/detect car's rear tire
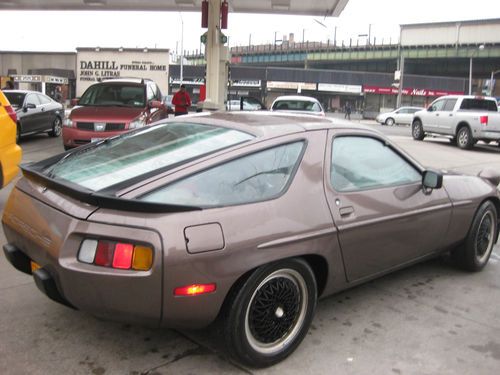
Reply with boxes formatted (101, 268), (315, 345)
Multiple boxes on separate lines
(412, 120), (425, 140)
(452, 201), (498, 272)
(48, 117), (62, 137)
(223, 258), (317, 368)
(456, 126), (474, 149)
(385, 118), (395, 126)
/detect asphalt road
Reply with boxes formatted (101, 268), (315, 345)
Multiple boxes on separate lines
(1, 125), (500, 375)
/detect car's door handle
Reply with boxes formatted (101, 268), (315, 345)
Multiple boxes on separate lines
(339, 206), (355, 216)
(436, 114), (439, 116)
(41, 107), (45, 112)
(449, 114), (453, 117)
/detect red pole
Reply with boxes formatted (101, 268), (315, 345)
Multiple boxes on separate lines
(201, 0), (208, 28)
(221, 1), (228, 29)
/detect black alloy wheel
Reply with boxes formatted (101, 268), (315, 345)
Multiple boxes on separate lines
(224, 258), (317, 368)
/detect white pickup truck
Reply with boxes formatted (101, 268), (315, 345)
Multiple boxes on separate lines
(412, 95), (500, 149)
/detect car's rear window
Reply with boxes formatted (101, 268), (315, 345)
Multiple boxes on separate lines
(273, 100), (321, 112)
(79, 83), (146, 108)
(459, 99), (498, 112)
(4, 92), (26, 107)
(44, 122), (254, 191)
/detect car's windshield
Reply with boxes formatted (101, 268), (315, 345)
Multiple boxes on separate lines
(79, 83), (146, 107)
(44, 122), (255, 191)
(4, 92), (26, 107)
(273, 100), (321, 112)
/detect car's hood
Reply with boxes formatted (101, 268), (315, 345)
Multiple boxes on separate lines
(70, 106), (143, 122)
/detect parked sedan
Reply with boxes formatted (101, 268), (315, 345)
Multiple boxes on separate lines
(376, 106), (424, 126)
(270, 95), (325, 116)
(2, 112), (499, 368)
(3, 90), (64, 142)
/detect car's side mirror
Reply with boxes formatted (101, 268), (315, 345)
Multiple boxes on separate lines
(427, 106), (434, 112)
(23, 103), (36, 112)
(422, 170), (443, 190)
(70, 98), (79, 106)
(149, 100), (165, 109)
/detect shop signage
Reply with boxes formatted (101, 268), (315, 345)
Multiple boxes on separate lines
(363, 85), (464, 96)
(231, 80), (261, 87)
(79, 60), (167, 82)
(170, 78), (205, 86)
(318, 83), (362, 93)
(267, 81), (316, 90)
(45, 76), (69, 84)
(13, 75), (42, 83)
(12, 75), (68, 84)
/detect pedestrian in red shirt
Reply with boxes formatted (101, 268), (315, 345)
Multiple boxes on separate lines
(172, 84), (192, 116)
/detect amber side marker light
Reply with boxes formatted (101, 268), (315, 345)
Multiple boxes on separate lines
(174, 283), (217, 296)
(78, 239), (153, 271)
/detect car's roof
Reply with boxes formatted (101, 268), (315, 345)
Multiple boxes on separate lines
(273, 95), (320, 102)
(172, 111), (376, 139)
(3, 89), (47, 95)
(101, 78), (151, 84)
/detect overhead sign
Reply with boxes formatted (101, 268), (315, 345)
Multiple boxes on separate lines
(13, 75), (42, 83)
(363, 86), (464, 96)
(318, 83), (362, 93)
(267, 81), (316, 90)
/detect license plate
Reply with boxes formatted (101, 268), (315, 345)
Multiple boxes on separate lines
(31, 261), (41, 273)
(91, 138), (103, 142)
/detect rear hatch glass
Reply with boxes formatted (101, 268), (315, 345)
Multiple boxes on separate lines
(43, 122), (254, 191)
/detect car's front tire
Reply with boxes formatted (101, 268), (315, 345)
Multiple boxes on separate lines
(48, 116), (62, 137)
(385, 118), (395, 126)
(224, 258), (317, 368)
(452, 201), (498, 272)
(412, 120), (425, 140)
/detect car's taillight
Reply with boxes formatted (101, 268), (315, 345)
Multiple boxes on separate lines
(480, 116), (488, 125)
(4, 105), (17, 123)
(174, 283), (217, 296)
(78, 239), (153, 270)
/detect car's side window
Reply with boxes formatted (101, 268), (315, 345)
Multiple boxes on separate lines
(146, 84), (155, 101)
(331, 136), (421, 192)
(443, 99), (457, 111)
(142, 141), (305, 207)
(430, 100), (445, 112)
(37, 94), (51, 105)
(25, 94), (40, 106)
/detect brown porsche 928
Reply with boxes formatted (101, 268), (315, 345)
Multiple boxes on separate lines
(2, 112), (500, 367)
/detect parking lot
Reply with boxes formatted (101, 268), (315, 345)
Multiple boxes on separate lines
(1, 124), (500, 375)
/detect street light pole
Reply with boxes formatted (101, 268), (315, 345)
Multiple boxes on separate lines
(180, 13), (184, 85)
(469, 44), (485, 95)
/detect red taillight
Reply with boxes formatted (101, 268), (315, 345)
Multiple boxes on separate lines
(480, 116), (488, 125)
(174, 283), (217, 296)
(5, 105), (17, 124)
(94, 241), (115, 267)
(112, 243), (134, 269)
(78, 239), (153, 270)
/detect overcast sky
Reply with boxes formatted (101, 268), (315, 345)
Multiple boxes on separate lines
(2, 0), (500, 54)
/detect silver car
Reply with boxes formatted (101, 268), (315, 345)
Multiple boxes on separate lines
(271, 95), (325, 116)
(376, 106), (423, 126)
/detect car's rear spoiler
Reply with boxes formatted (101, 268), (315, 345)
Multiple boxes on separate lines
(20, 162), (202, 214)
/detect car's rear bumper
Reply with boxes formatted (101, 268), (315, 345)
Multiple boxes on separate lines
(62, 127), (128, 148)
(3, 243), (75, 308)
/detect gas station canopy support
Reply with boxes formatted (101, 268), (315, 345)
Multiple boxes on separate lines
(1, 0), (349, 110)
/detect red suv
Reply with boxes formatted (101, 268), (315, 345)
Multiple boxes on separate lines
(63, 78), (168, 149)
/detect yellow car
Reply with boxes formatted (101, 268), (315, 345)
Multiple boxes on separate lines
(0, 89), (22, 188)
